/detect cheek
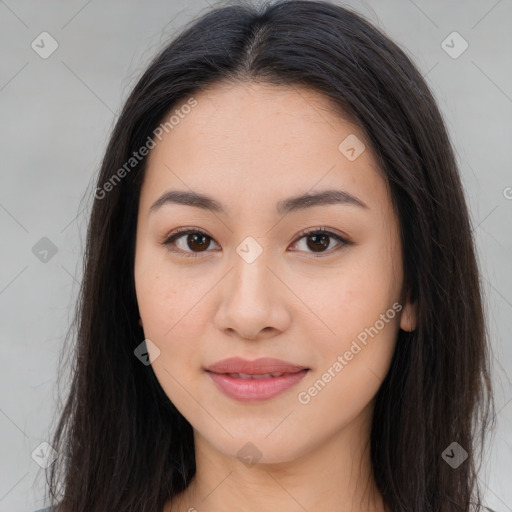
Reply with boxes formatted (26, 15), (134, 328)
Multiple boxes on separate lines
(135, 267), (208, 410)
(138, 280), (207, 365)
(135, 251), (204, 338)
(318, 283), (399, 389)
(316, 259), (399, 347)
(305, 239), (400, 399)
(134, 258), (206, 400)
(299, 280), (399, 426)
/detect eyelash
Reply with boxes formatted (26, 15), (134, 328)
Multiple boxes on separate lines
(161, 226), (351, 259)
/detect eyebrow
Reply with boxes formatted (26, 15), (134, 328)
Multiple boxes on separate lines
(149, 189), (369, 216)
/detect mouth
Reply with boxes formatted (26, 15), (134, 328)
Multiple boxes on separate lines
(205, 364), (309, 402)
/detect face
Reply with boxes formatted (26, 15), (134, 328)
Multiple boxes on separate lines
(134, 81), (416, 464)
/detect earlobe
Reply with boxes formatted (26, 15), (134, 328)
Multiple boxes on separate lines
(400, 300), (417, 332)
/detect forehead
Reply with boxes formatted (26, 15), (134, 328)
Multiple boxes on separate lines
(140, 81), (387, 217)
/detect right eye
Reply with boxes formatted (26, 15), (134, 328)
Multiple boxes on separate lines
(161, 228), (220, 258)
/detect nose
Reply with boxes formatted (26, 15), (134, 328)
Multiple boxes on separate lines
(212, 245), (292, 341)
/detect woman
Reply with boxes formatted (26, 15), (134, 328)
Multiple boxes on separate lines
(39, 1), (495, 510)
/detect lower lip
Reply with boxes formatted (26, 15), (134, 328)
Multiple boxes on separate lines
(206, 369), (309, 402)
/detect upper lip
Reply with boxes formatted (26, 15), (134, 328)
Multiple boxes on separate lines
(205, 357), (308, 375)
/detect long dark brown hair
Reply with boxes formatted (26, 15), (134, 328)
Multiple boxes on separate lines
(43, 1), (495, 510)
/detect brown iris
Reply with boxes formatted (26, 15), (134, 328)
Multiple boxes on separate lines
(186, 233), (210, 252)
(306, 233), (330, 252)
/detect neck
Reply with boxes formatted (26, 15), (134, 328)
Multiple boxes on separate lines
(167, 405), (388, 512)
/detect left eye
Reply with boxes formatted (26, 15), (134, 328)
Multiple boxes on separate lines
(291, 228), (349, 254)
(162, 227), (349, 258)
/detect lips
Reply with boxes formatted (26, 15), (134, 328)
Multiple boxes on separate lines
(205, 357), (308, 376)
(205, 357), (309, 402)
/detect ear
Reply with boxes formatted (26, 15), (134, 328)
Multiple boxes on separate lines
(399, 296), (417, 332)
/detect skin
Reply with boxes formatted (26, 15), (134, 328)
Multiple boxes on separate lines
(134, 81), (417, 512)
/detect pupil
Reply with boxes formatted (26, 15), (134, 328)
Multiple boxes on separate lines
(307, 233), (329, 252)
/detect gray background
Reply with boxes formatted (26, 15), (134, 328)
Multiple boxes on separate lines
(0, 0), (511, 510)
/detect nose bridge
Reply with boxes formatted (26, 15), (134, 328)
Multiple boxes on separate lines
(213, 234), (289, 338)
(229, 235), (273, 308)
